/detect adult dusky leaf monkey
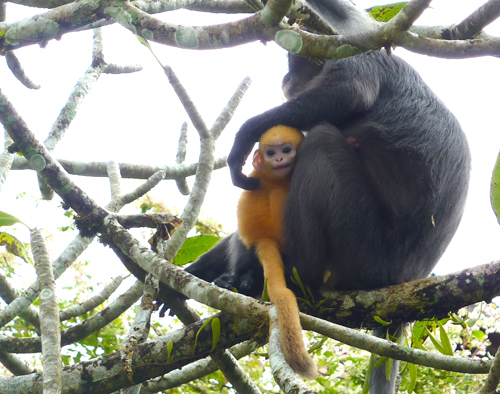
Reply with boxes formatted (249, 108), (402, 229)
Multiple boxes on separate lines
(187, 0), (471, 391)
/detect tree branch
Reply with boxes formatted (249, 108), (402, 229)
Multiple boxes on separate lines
(59, 275), (125, 321)
(310, 262), (500, 329)
(0, 234), (93, 329)
(0, 312), (257, 394)
(450, 0), (500, 40)
(0, 129), (14, 193)
(0, 270), (41, 331)
(174, 122), (191, 196)
(0, 280), (144, 353)
(139, 342), (258, 394)
(304, 313), (491, 374)
(0, 348), (35, 376)
(107, 160), (122, 201)
(121, 274), (158, 394)
(163, 64), (210, 139)
(479, 342), (500, 393)
(268, 307), (317, 394)
(211, 76), (252, 140)
(5, 51), (40, 89)
(385, 0), (432, 33)
(31, 228), (62, 394)
(11, 156), (228, 180)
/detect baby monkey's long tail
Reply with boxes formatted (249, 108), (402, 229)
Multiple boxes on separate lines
(256, 239), (317, 380)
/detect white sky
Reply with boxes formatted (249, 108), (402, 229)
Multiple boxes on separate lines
(0, 0), (499, 285)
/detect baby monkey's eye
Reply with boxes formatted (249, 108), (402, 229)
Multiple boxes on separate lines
(266, 149), (276, 157)
(283, 147), (292, 154)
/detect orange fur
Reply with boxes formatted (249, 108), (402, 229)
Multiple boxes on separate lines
(237, 126), (316, 379)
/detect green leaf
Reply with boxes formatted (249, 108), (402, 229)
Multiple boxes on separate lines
(167, 340), (173, 363)
(367, 2), (409, 22)
(0, 211), (29, 228)
(211, 318), (220, 352)
(385, 357), (393, 381)
(173, 235), (221, 266)
(449, 312), (467, 328)
(194, 316), (215, 354)
(309, 335), (328, 352)
(362, 354), (375, 394)
(262, 278), (269, 302)
(136, 35), (164, 68)
(412, 320), (429, 342)
(411, 336), (428, 351)
(0, 232), (32, 265)
(425, 328), (446, 354)
(472, 330), (486, 341)
(408, 362), (417, 393)
(437, 320), (454, 356)
(374, 316), (393, 326)
(374, 356), (389, 368)
(491, 149), (500, 225)
(468, 317), (479, 327)
(291, 267), (308, 297)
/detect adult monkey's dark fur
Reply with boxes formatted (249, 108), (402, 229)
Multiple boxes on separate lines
(186, 0), (471, 392)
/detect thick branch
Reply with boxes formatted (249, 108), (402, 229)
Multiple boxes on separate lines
(110, 245), (200, 326)
(0, 312), (256, 394)
(0, 348), (35, 376)
(311, 261), (500, 329)
(31, 229), (62, 394)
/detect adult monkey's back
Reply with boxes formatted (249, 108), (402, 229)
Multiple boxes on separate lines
(226, 0), (471, 392)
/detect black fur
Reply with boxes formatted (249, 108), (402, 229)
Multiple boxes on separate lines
(281, 52), (470, 291)
(187, 1), (471, 391)
(184, 235), (232, 283)
(185, 232), (264, 297)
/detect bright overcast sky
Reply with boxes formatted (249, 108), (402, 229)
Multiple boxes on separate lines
(0, 0), (499, 280)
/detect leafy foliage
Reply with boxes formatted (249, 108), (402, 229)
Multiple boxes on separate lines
(173, 235), (221, 266)
(491, 150), (500, 225)
(367, 2), (408, 22)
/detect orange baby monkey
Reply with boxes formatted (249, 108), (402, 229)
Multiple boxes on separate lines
(237, 125), (316, 379)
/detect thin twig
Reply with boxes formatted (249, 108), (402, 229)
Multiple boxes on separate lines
(59, 275), (125, 321)
(452, 0), (500, 40)
(107, 160), (122, 202)
(0, 271), (41, 330)
(175, 122), (190, 195)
